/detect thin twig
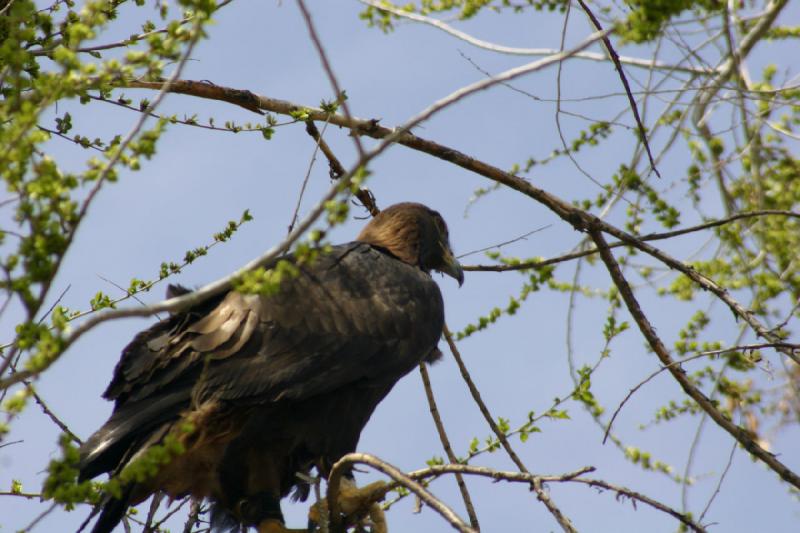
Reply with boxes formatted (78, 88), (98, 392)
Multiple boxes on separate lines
(379, 463), (704, 533)
(182, 500), (202, 533)
(143, 492), (164, 533)
(37, 125), (105, 152)
(151, 497), (191, 532)
(290, 119), (330, 233)
(419, 363), (480, 530)
(25, 382), (82, 444)
(464, 210), (800, 272)
(699, 437), (737, 523)
(98, 274), (159, 319)
(0, 490), (41, 499)
(568, 477), (706, 532)
(295, 0), (365, 159)
(576, 0), (660, 178)
(457, 225), (551, 259)
(22, 502), (57, 532)
(555, 3), (607, 190)
(443, 327), (578, 533)
(601, 346), (765, 444)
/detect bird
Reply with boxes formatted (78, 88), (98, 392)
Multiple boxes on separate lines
(77, 202), (464, 533)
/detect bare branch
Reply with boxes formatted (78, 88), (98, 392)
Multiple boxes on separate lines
(296, 0), (365, 158)
(465, 210), (800, 272)
(457, 225), (551, 259)
(401, 463), (705, 532)
(601, 345), (768, 445)
(576, 0), (660, 178)
(26, 383), (82, 445)
(419, 363), (480, 530)
(699, 438), (737, 523)
(304, 121), (379, 216)
(359, 0), (711, 75)
(290, 120), (330, 234)
(443, 328), (578, 533)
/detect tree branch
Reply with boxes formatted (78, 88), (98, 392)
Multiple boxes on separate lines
(692, 0), (788, 127)
(575, 0), (660, 178)
(419, 363), (480, 530)
(401, 464), (705, 533)
(587, 227), (800, 490)
(359, 0), (712, 75)
(464, 210), (800, 272)
(443, 327), (578, 533)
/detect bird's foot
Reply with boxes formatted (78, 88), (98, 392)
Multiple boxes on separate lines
(308, 480), (388, 533)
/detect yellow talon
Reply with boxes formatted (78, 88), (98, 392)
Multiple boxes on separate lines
(308, 479), (389, 532)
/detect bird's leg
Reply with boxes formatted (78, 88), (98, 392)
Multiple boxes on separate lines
(308, 477), (388, 533)
(366, 500), (388, 533)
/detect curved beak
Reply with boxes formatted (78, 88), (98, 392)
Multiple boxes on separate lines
(439, 246), (465, 287)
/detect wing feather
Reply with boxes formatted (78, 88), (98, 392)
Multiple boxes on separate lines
(81, 243), (444, 476)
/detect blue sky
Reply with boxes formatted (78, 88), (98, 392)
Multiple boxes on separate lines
(2, 1), (799, 531)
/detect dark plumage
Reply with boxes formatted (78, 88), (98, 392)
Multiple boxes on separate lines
(78, 203), (463, 533)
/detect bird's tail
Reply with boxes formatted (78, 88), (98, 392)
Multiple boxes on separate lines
(87, 484), (135, 533)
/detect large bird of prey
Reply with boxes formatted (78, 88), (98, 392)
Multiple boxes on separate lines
(78, 202), (463, 533)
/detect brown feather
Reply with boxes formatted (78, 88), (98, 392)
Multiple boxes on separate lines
(356, 203), (426, 267)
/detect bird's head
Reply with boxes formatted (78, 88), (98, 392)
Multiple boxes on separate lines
(357, 202), (464, 286)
